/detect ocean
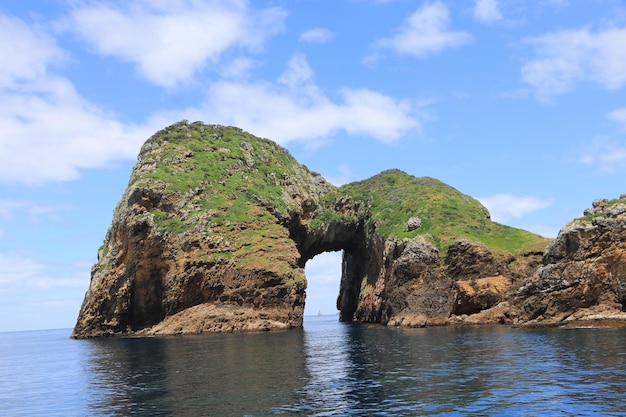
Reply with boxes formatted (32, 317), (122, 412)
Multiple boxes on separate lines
(1, 315), (626, 416)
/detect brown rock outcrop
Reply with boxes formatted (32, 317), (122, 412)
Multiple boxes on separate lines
(73, 121), (626, 337)
(355, 236), (542, 328)
(72, 122), (330, 337)
(514, 197), (626, 327)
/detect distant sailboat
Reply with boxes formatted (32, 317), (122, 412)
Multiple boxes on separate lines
(318, 309), (323, 316)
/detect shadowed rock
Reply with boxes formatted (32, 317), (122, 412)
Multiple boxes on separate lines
(72, 121), (625, 337)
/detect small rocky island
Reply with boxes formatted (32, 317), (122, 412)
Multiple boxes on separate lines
(72, 121), (626, 338)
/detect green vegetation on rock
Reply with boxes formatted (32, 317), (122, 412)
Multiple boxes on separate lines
(128, 122), (549, 261)
(339, 169), (549, 255)
(75, 121), (570, 338)
(132, 122), (304, 230)
(580, 197), (626, 222)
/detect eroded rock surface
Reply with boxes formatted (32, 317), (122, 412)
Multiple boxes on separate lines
(72, 122), (626, 337)
(73, 122), (324, 337)
(514, 197), (626, 327)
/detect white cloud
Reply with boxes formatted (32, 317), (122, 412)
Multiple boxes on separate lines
(0, 15), (65, 87)
(608, 107), (626, 129)
(0, 76), (154, 184)
(326, 164), (356, 186)
(1, 13), (420, 184)
(0, 13), (159, 185)
(0, 253), (88, 292)
(0, 199), (70, 221)
(372, 1), (473, 58)
(0, 254), (42, 291)
(521, 28), (626, 100)
(579, 136), (626, 172)
(474, 0), (503, 23)
(220, 57), (257, 79)
(164, 54), (422, 145)
(0, 200), (32, 220)
(0, 255), (90, 330)
(277, 53), (316, 89)
(62, 0), (286, 88)
(300, 28), (335, 43)
(478, 194), (554, 223)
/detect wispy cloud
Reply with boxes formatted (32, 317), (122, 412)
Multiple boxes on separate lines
(473, 0), (503, 23)
(0, 199), (71, 221)
(300, 28), (335, 43)
(326, 164), (356, 186)
(579, 136), (626, 173)
(370, 1), (472, 59)
(478, 194), (554, 223)
(0, 13), (156, 185)
(61, 0), (286, 88)
(0, 254), (44, 292)
(0, 15), (65, 86)
(0, 253), (88, 292)
(521, 27), (626, 101)
(608, 107), (626, 130)
(219, 57), (257, 79)
(160, 54), (424, 145)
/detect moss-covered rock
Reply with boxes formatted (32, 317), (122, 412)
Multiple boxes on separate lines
(73, 121), (558, 338)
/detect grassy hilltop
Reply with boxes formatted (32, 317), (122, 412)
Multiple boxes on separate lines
(131, 122), (313, 231)
(339, 170), (549, 255)
(129, 121), (549, 259)
(77, 121), (555, 337)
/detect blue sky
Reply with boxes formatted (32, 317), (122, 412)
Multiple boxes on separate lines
(1, 0), (626, 332)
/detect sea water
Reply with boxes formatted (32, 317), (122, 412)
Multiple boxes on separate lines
(1, 315), (626, 416)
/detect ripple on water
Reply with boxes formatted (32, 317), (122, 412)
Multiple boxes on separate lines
(2, 320), (626, 416)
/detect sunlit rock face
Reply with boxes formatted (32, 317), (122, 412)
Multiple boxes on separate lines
(514, 197), (626, 327)
(73, 121), (327, 338)
(73, 121), (625, 338)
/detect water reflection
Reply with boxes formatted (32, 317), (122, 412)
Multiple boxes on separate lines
(5, 322), (626, 416)
(278, 322), (626, 416)
(76, 319), (626, 416)
(84, 338), (172, 415)
(281, 318), (376, 415)
(82, 330), (307, 416)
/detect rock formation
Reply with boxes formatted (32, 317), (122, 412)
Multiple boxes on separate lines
(73, 122), (329, 337)
(72, 121), (626, 338)
(513, 197), (626, 326)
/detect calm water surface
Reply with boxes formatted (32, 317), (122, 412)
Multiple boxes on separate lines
(1, 315), (626, 416)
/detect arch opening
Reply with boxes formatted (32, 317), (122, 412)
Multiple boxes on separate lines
(303, 251), (342, 318)
(286, 214), (370, 324)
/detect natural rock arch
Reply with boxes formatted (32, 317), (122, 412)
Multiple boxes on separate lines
(72, 122), (626, 338)
(71, 122), (543, 338)
(286, 197), (370, 321)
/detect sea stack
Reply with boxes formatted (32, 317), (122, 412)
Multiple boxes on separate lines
(72, 121), (626, 337)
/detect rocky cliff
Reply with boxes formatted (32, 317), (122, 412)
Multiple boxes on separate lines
(73, 122), (333, 337)
(72, 121), (626, 338)
(513, 197), (626, 326)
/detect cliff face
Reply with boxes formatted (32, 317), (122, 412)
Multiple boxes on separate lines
(332, 171), (548, 327)
(73, 122), (333, 337)
(72, 121), (626, 338)
(514, 197), (626, 326)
